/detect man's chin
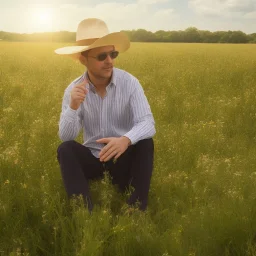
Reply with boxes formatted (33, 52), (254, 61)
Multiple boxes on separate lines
(90, 69), (113, 80)
(100, 69), (113, 78)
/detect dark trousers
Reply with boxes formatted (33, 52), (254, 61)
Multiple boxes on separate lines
(56, 138), (154, 212)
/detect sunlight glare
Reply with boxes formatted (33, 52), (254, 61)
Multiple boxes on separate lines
(38, 11), (52, 25)
(30, 8), (53, 32)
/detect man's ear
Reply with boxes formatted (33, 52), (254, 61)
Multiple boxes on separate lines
(79, 54), (87, 66)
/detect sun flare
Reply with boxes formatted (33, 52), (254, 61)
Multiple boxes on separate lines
(38, 11), (52, 25)
(30, 8), (53, 32)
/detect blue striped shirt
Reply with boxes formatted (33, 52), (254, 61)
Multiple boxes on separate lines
(58, 67), (156, 158)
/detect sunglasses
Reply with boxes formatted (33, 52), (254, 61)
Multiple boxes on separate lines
(85, 50), (119, 61)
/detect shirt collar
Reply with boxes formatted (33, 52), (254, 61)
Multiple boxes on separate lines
(110, 68), (117, 86)
(82, 68), (117, 93)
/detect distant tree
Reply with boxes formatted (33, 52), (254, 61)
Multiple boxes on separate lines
(219, 31), (231, 43)
(219, 30), (249, 43)
(229, 31), (248, 43)
(52, 31), (75, 42)
(167, 31), (184, 42)
(121, 30), (133, 41)
(155, 30), (168, 42)
(199, 30), (213, 43)
(248, 33), (256, 43)
(1, 28), (255, 43)
(131, 29), (156, 42)
(183, 27), (202, 42)
(210, 31), (226, 43)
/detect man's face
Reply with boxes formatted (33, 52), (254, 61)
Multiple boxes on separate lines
(81, 45), (116, 80)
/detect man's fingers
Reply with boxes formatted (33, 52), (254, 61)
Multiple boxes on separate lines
(114, 152), (122, 160)
(97, 138), (110, 143)
(99, 144), (112, 157)
(76, 86), (88, 95)
(74, 94), (86, 101)
(76, 87), (87, 93)
(76, 92), (86, 97)
(101, 149), (118, 162)
(100, 147), (116, 161)
(77, 79), (88, 86)
(76, 80), (89, 93)
(98, 139), (110, 157)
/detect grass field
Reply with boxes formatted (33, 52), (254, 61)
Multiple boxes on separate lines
(1, 42), (256, 256)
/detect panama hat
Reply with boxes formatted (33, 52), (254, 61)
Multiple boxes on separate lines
(54, 18), (130, 59)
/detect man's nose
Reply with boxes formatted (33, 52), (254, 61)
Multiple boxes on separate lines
(105, 54), (113, 63)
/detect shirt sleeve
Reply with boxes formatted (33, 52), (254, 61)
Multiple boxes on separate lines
(58, 87), (83, 141)
(123, 79), (156, 145)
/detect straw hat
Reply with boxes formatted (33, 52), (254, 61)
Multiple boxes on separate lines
(54, 18), (130, 59)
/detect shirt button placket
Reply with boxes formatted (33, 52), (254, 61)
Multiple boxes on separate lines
(101, 98), (105, 137)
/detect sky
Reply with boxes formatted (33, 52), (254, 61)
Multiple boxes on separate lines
(0, 0), (255, 34)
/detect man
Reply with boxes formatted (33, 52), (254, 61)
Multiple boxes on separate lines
(55, 18), (156, 213)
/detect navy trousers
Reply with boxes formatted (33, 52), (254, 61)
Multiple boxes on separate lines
(56, 138), (154, 212)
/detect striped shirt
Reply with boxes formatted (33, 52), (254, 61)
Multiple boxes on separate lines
(58, 67), (156, 158)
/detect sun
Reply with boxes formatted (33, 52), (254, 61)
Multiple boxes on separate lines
(31, 8), (53, 32)
(38, 11), (52, 25)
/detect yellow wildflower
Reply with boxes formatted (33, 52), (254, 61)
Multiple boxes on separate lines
(4, 180), (10, 185)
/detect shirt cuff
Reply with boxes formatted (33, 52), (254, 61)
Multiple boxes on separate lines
(63, 105), (78, 122)
(122, 131), (137, 145)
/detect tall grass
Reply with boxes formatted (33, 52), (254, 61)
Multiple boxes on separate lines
(1, 42), (256, 255)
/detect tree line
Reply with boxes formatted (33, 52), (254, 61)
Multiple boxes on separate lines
(0, 27), (255, 43)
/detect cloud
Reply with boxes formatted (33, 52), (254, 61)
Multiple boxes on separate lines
(154, 8), (175, 17)
(0, 1), (179, 33)
(53, 2), (178, 32)
(188, 0), (256, 17)
(60, 4), (78, 9)
(138, 0), (170, 4)
(244, 11), (256, 19)
(225, 0), (255, 12)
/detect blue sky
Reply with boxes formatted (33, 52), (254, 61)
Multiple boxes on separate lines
(1, 0), (255, 34)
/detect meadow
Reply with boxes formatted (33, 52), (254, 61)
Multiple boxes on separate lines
(1, 42), (256, 256)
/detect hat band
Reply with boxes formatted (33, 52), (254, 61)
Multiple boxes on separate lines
(76, 38), (98, 46)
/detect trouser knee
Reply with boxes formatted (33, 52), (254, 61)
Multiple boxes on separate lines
(57, 140), (76, 159)
(135, 138), (154, 153)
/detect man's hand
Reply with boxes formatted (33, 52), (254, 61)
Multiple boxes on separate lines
(96, 136), (131, 162)
(70, 79), (89, 110)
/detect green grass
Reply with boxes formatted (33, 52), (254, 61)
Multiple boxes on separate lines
(1, 42), (256, 255)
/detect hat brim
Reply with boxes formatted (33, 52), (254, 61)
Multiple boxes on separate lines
(54, 32), (130, 59)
